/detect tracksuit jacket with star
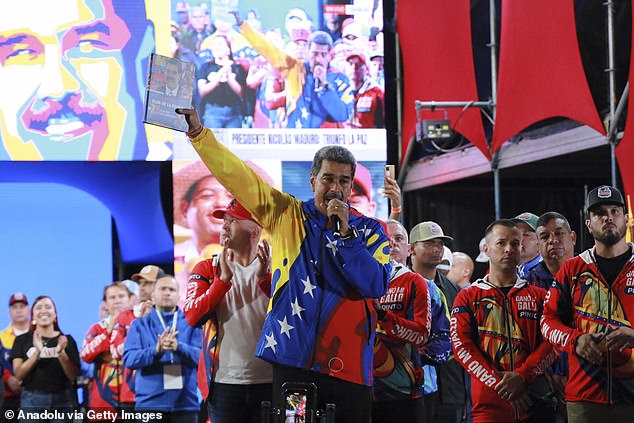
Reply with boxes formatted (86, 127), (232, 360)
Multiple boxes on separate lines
(190, 128), (391, 386)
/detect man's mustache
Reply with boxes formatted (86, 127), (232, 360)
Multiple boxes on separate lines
(324, 192), (343, 202)
(24, 92), (105, 132)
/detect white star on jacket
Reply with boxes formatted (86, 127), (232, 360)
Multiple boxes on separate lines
(325, 236), (338, 256)
(278, 316), (295, 339)
(264, 332), (277, 353)
(301, 276), (317, 298)
(291, 298), (306, 319)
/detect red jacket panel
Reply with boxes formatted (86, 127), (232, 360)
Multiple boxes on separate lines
(541, 247), (634, 404)
(451, 276), (558, 422)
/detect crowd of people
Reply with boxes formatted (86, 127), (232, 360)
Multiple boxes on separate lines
(1, 105), (633, 423)
(171, 5), (385, 130)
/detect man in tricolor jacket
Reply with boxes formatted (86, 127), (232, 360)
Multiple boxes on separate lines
(176, 107), (390, 423)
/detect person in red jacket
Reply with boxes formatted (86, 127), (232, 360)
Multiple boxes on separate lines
(183, 199), (272, 423)
(451, 219), (558, 423)
(109, 265), (165, 413)
(80, 282), (132, 417)
(372, 219), (432, 422)
(541, 185), (634, 423)
(346, 52), (384, 129)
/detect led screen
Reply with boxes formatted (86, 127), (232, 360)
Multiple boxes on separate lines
(0, 0), (385, 161)
(171, 0), (387, 293)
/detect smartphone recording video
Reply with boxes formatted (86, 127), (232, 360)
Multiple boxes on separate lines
(282, 382), (316, 423)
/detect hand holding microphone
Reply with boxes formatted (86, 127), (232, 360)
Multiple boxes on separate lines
(325, 193), (349, 237)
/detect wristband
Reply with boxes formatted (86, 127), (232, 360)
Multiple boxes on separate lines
(186, 125), (203, 139)
(391, 206), (402, 213)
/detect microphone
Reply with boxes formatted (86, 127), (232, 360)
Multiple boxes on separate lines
(325, 192), (344, 237)
(332, 215), (342, 238)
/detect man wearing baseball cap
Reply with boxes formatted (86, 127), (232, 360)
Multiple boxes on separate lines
(512, 212), (542, 279)
(541, 185), (634, 421)
(184, 199), (273, 423)
(347, 51), (384, 129)
(409, 222), (468, 423)
(1, 293), (29, 416)
(131, 265), (166, 310)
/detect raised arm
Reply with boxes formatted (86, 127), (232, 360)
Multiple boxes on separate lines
(176, 107), (295, 232)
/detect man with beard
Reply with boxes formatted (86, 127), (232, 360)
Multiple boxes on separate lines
(541, 186), (634, 422)
(175, 106), (390, 423)
(0, 0), (155, 160)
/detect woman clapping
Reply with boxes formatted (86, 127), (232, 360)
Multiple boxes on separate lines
(11, 296), (80, 421)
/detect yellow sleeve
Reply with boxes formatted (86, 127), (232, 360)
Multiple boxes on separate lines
(239, 23), (305, 114)
(190, 128), (293, 232)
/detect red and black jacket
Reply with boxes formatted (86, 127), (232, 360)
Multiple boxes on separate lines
(451, 276), (557, 422)
(541, 246), (634, 405)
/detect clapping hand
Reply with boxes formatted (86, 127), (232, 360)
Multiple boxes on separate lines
(217, 239), (235, 283)
(55, 335), (68, 355)
(156, 327), (179, 353)
(256, 239), (272, 280)
(33, 331), (44, 352)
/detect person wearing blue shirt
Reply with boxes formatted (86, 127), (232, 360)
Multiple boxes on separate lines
(123, 276), (202, 423)
(512, 212), (543, 279)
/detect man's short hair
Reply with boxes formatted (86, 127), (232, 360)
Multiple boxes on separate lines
(309, 30), (334, 48)
(386, 219), (407, 241)
(484, 219), (518, 240)
(311, 146), (356, 177)
(102, 282), (132, 302)
(536, 212), (571, 231)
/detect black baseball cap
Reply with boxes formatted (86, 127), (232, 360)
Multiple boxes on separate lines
(585, 185), (625, 212)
